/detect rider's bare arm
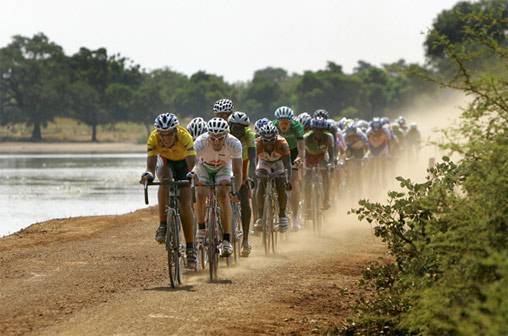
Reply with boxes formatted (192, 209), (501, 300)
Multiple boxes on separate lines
(185, 154), (196, 172)
(232, 158), (243, 193)
(297, 139), (305, 163)
(146, 156), (157, 174)
(282, 155), (292, 181)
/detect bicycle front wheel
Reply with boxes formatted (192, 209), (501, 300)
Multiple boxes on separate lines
(262, 187), (272, 255)
(166, 214), (181, 288)
(207, 206), (219, 282)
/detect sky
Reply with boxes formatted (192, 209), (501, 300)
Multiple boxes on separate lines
(0, 0), (459, 82)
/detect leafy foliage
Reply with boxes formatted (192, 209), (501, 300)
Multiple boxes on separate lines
(340, 5), (508, 335)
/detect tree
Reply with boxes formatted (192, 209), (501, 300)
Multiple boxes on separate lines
(0, 33), (69, 141)
(68, 47), (142, 141)
(173, 71), (232, 118)
(424, 0), (508, 73)
(296, 62), (365, 118)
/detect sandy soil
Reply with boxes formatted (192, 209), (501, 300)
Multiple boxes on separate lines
(0, 205), (383, 336)
(0, 142), (145, 154)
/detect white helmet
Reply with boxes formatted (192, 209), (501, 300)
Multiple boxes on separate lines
(274, 106), (294, 119)
(258, 123), (278, 141)
(297, 112), (312, 128)
(212, 99), (234, 114)
(154, 113), (179, 131)
(207, 117), (229, 135)
(228, 111), (250, 126)
(187, 117), (207, 139)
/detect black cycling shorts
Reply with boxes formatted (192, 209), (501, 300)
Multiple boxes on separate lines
(290, 148), (299, 165)
(160, 157), (189, 181)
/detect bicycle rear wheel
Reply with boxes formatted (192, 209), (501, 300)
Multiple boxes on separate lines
(232, 204), (242, 264)
(271, 195), (278, 254)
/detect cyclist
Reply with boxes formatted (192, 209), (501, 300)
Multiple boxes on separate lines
(366, 118), (392, 157)
(405, 122), (421, 160)
(213, 98), (235, 120)
(297, 112), (312, 133)
(193, 117), (243, 257)
(356, 119), (370, 134)
(187, 117), (208, 140)
(254, 123), (292, 233)
(396, 116), (408, 132)
(139, 113), (198, 269)
(304, 117), (335, 210)
(344, 124), (368, 159)
(313, 109), (329, 119)
(228, 111), (256, 257)
(272, 106), (305, 230)
(254, 118), (270, 136)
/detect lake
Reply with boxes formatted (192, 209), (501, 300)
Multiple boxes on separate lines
(0, 153), (157, 236)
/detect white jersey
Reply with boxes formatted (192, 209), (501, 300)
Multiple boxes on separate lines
(194, 133), (242, 169)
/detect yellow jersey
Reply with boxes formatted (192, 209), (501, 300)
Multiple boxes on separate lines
(147, 126), (196, 161)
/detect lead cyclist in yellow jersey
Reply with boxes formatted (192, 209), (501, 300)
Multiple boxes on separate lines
(139, 113), (197, 269)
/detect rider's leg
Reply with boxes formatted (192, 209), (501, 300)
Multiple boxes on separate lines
(255, 171), (268, 222)
(193, 163), (210, 227)
(239, 183), (251, 242)
(157, 163), (169, 223)
(170, 160), (194, 246)
(179, 186), (194, 244)
(275, 177), (288, 217)
(217, 184), (232, 239)
(155, 161), (169, 243)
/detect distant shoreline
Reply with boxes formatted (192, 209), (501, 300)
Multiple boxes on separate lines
(0, 141), (145, 154)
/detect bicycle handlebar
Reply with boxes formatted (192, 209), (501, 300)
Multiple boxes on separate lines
(143, 179), (190, 205)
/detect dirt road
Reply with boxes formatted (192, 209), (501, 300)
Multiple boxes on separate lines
(0, 206), (383, 336)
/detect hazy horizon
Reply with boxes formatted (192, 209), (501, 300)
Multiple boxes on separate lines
(1, 0), (459, 82)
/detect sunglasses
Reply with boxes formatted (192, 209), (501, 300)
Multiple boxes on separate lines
(158, 130), (176, 137)
(209, 135), (226, 142)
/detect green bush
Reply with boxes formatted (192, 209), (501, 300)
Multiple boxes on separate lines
(338, 5), (508, 336)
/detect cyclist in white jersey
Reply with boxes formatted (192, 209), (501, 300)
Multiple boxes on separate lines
(193, 117), (243, 257)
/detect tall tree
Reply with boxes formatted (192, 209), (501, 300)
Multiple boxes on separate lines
(0, 33), (69, 141)
(68, 48), (142, 141)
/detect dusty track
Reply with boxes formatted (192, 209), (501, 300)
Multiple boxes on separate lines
(0, 205), (383, 336)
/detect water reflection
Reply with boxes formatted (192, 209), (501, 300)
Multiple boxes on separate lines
(0, 154), (157, 236)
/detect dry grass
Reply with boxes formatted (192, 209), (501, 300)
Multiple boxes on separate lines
(0, 118), (149, 143)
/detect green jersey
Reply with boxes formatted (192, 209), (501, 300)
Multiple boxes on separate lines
(272, 119), (304, 150)
(304, 130), (334, 155)
(239, 127), (256, 160)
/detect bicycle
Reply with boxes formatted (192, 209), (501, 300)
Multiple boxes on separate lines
(304, 165), (329, 235)
(191, 176), (236, 282)
(144, 178), (190, 288)
(256, 170), (287, 255)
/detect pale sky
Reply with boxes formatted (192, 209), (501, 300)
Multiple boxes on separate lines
(0, 0), (459, 82)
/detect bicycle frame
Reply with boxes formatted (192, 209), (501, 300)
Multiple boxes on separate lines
(256, 170), (286, 255)
(191, 176), (235, 282)
(144, 178), (189, 288)
(304, 165), (328, 234)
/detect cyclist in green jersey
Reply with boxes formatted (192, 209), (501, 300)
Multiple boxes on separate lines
(304, 117), (335, 211)
(228, 111), (256, 257)
(272, 106), (305, 231)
